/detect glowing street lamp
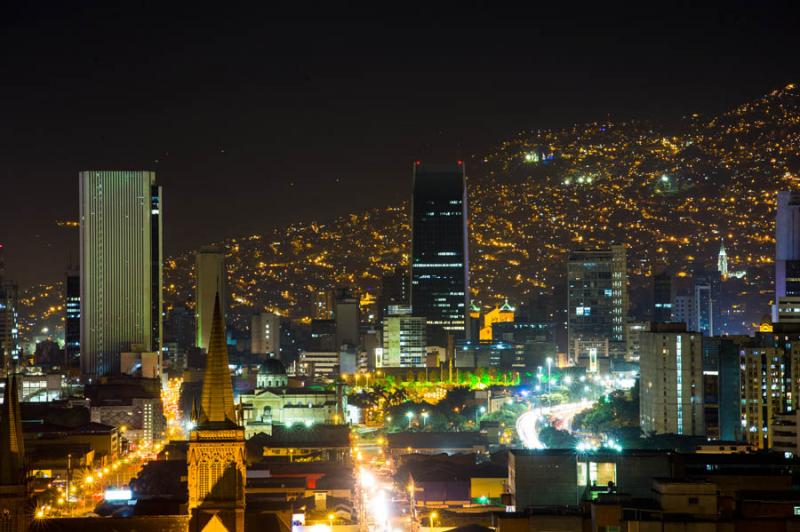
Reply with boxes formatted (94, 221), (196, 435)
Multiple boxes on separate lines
(475, 406), (486, 425)
(429, 511), (438, 529)
(421, 411), (429, 427)
(406, 411), (414, 428)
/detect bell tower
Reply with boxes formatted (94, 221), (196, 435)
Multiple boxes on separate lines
(187, 293), (246, 532)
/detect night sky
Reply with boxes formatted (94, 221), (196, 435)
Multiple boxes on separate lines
(2, 2), (799, 287)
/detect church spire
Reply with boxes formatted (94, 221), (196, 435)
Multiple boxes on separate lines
(0, 374), (25, 485)
(198, 292), (237, 426)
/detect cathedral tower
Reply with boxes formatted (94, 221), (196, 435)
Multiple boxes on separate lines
(187, 293), (246, 532)
(0, 374), (29, 532)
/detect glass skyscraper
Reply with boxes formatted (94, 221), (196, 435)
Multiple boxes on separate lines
(410, 162), (470, 345)
(80, 170), (162, 379)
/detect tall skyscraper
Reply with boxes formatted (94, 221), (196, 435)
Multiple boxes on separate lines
(65, 271), (80, 367)
(80, 170), (162, 379)
(652, 271), (672, 323)
(410, 162), (470, 345)
(775, 191), (800, 322)
(639, 323), (704, 436)
(250, 312), (281, 357)
(567, 245), (628, 369)
(195, 246), (226, 351)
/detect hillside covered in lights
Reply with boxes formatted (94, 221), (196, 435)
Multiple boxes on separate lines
(158, 84), (800, 330)
(20, 84), (800, 339)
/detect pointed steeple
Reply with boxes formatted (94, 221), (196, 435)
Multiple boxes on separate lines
(0, 374), (25, 485)
(198, 292), (237, 426)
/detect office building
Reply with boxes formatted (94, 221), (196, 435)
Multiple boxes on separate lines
(297, 351), (340, 379)
(639, 323), (704, 436)
(775, 191), (800, 322)
(333, 287), (360, 348)
(251, 311), (281, 357)
(79, 170), (162, 379)
(652, 272), (672, 322)
(165, 302), (195, 353)
(0, 246), (19, 369)
(625, 321), (649, 362)
(411, 162), (470, 345)
(65, 272), (80, 367)
(741, 344), (800, 449)
(195, 246), (226, 351)
(567, 245), (628, 369)
(312, 289), (335, 320)
(379, 266), (410, 321)
(671, 294), (694, 330)
(380, 305), (426, 367)
(693, 270), (720, 336)
(701, 336), (742, 441)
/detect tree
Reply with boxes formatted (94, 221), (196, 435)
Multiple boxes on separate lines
(539, 425), (577, 449)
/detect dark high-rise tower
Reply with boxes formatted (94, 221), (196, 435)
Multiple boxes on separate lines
(410, 162), (470, 345)
(65, 271), (80, 367)
(653, 271), (672, 323)
(775, 190), (800, 323)
(0, 245), (19, 371)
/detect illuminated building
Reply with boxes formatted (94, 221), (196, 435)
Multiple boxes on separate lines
(64, 272), (80, 366)
(479, 300), (515, 341)
(652, 272), (672, 323)
(567, 245), (628, 370)
(671, 294), (694, 329)
(86, 376), (165, 446)
(79, 171), (162, 379)
(411, 162), (470, 345)
(312, 289), (335, 320)
(250, 312), (280, 358)
(740, 345), (800, 449)
(187, 294), (246, 532)
(717, 240), (728, 279)
(239, 360), (342, 437)
(639, 323), (704, 436)
(380, 305), (426, 367)
(195, 246), (226, 351)
(775, 191), (800, 323)
(625, 321), (649, 362)
(0, 374), (28, 532)
(297, 351), (340, 379)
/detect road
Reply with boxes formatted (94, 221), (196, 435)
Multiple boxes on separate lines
(516, 399), (593, 449)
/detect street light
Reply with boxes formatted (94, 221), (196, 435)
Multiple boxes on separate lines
(546, 357), (553, 400)
(421, 411), (429, 427)
(406, 411), (414, 429)
(328, 512), (335, 529)
(429, 511), (438, 529)
(475, 406), (486, 425)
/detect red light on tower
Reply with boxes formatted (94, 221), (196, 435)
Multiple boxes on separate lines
(457, 160), (463, 166)
(415, 160), (421, 166)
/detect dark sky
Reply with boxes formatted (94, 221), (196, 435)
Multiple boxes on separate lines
(1, 2), (799, 287)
